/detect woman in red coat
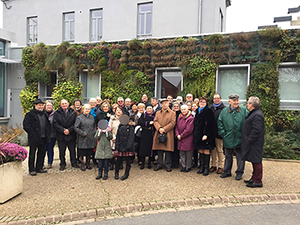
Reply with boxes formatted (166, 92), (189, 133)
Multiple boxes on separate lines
(175, 105), (194, 172)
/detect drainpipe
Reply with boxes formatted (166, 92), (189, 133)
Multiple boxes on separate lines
(198, 0), (202, 34)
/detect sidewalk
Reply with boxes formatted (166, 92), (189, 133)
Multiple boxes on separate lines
(0, 146), (299, 224)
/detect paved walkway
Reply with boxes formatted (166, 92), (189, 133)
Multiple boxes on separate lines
(0, 147), (299, 224)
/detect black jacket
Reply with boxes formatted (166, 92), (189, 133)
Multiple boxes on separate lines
(241, 108), (265, 163)
(138, 112), (155, 157)
(210, 102), (226, 139)
(53, 107), (77, 142)
(115, 124), (135, 152)
(23, 108), (51, 146)
(193, 105), (215, 150)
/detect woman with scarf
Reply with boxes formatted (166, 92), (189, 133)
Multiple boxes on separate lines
(175, 104), (194, 172)
(96, 102), (111, 124)
(138, 105), (155, 169)
(193, 97), (215, 176)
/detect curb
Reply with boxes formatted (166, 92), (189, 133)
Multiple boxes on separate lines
(1, 193), (300, 225)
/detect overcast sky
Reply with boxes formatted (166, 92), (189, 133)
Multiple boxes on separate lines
(226, 0), (300, 33)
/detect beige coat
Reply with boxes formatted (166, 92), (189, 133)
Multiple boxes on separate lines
(109, 114), (120, 149)
(153, 108), (176, 151)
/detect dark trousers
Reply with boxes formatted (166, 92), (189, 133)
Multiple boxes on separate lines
(157, 150), (172, 168)
(58, 140), (77, 167)
(251, 162), (263, 183)
(28, 144), (46, 172)
(45, 137), (56, 164)
(223, 147), (245, 175)
(115, 156), (131, 172)
(98, 159), (110, 175)
(193, 149), (199, 165)
(171, 146), (179, 168)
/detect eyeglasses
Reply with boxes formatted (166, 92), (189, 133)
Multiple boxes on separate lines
(213, 98), (220, 99)
(199, 101), (206, 103)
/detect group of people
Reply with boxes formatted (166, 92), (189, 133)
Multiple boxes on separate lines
(23, 92), (265, 187)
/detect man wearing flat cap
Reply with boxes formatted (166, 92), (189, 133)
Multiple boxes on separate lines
(217, 94), (248, 180)
(23, 99), (51, 176)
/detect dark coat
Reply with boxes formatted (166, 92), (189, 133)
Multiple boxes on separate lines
(175, 112), (194, 151)
(241, 108), (265, 163)
(138, 112), (155, 157)
(53, 107), (77, 142)
(210, 102), (226, 139)
(74, 113), (96, 149)
(193, 105), (215, 150)
(96, 111), (111, 124)
(115, 124), (135, 152)
(23, 108), (51, 146)
(153, 104), (162, 116)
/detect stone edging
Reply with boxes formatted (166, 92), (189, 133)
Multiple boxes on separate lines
(1, 193), (300, 225)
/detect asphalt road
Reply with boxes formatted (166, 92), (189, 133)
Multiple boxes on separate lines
(80, 203), (300, 225)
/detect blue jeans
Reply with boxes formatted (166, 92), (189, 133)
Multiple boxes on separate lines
(98, 159), (109, 175)
(45, 138), (56, 164)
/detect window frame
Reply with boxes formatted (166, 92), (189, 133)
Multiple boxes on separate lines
(79, 70), (101, 103)
(27, 16), (38, 46)
(63, 12), (75, 42)
(216, 64), (251, 105)
(278, 62), (300, 110)
(90, 8), (103, 42)
(155, 67), (183, 100)
(38, 71), (58, 101)
(137, 2), (153, 38)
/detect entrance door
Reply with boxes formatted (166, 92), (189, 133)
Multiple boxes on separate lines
(9, 89), (23, 126)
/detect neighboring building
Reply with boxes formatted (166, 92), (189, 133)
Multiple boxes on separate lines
(3, 0), (231, 46)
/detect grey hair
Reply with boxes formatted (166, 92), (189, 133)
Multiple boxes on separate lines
(181, 104), (189, 110)
(83, 104), (91, 109)
(248, 96), (260, 108)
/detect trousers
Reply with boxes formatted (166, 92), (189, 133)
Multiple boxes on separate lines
(223, 147), (245, 175)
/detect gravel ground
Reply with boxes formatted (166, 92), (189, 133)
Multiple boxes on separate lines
(0, 146), (299, 217)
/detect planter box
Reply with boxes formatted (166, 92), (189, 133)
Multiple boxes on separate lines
(0, 161), (23, 203)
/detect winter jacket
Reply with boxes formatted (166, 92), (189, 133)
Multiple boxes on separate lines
(153, 107), (176, 152)
(210, 102), (226, 139)
(94, 130), (113, 159)
(53, 107), (77, 142)
(109, 114), (120, 149)
(115, 124), (135, 152)
(217, 105), (248, 149)
(241, 108), (265, 163)
(23, 107), (51, 146)
(74, 113), (96, 149)
(138, 112), (155, 157)
(193, 105), (215, 150)
(175, 112), (194, 151)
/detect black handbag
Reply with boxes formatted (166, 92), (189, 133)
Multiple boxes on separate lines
(158, 133), (168, 145)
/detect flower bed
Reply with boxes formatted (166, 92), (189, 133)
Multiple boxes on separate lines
(0, 143), (28, 165)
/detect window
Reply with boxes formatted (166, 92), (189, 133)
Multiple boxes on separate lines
(155, 68), (183, 99)
(63, 12), (75, 42)
(38, 71), (57, 101)
(90, 9), (103, 41)
(216, 64), (250, 105)
(278, 63), (300, 110)
(79, 71), (101, 102)
(137, 3), (152, 38)
(27, 17), (38, 46)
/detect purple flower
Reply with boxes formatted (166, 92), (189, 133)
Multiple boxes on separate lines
(0, 143), (28, 163)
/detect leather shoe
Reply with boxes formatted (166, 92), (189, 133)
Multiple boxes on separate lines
(180, 167), (186, 172)
(59, 166), (65, 171)
(166, 167), (172, 172)
(209, 166), (217, 172)
(184, 168), (191, 173)
(220, 173), (231, 178)
(246, 182), (263, 188)
(103, 175), (108, 180)
(95, 174), (102, 180)
(154, 166), (162, 171)
(244, 179), (253, 184)
(36, 169), (47, 173)
(140, 164), (145, 170)
(115, 173), (119, 180)
(72, 164), (80, 168)
(29, 171), (37, 176)
(217, 168), (223, 174)
(235, 174), (243, 180)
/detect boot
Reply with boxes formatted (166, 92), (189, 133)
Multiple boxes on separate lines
(103, 174), (108, 180)
(86, 156), (92, 170)
(121, 165), (131, 180)
(79, 156), (86, 171)
(203, 154), (210, 176)
(140, 163), (145, 170)
(147, 160), (152, 169)
(197, 153), (204, 174)
(115, 164), (119, 179)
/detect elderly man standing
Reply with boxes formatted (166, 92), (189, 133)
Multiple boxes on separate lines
(53, 99), (79, 170)
(209, 93), (226, 174)
(152, 99), (176, 172)
(241, 97), (265, 188)
(23, 99), (51, 176)
(218, 94), (248, 180)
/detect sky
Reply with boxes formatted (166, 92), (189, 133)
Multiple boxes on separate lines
(226, 0), (300, 33)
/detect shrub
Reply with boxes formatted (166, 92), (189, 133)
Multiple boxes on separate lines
(112, 49), (122, 59)
(19, 86), (39, 117)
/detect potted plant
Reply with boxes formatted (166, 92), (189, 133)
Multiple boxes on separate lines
(0, 127), (28, 204)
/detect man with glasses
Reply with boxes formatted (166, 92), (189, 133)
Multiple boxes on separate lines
(185, 93), (193, 104)
(210, 93), (226, 174)
(217, 94), (248, 180)
(117, 97), (129, 116)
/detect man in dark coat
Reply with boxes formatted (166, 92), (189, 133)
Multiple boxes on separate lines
(23, 99), (51, 176)
(209, 93), (226, 174)
(53, 99), (79, 170)
(151, 97), (162, 115)
(241, 96), (265, 188)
